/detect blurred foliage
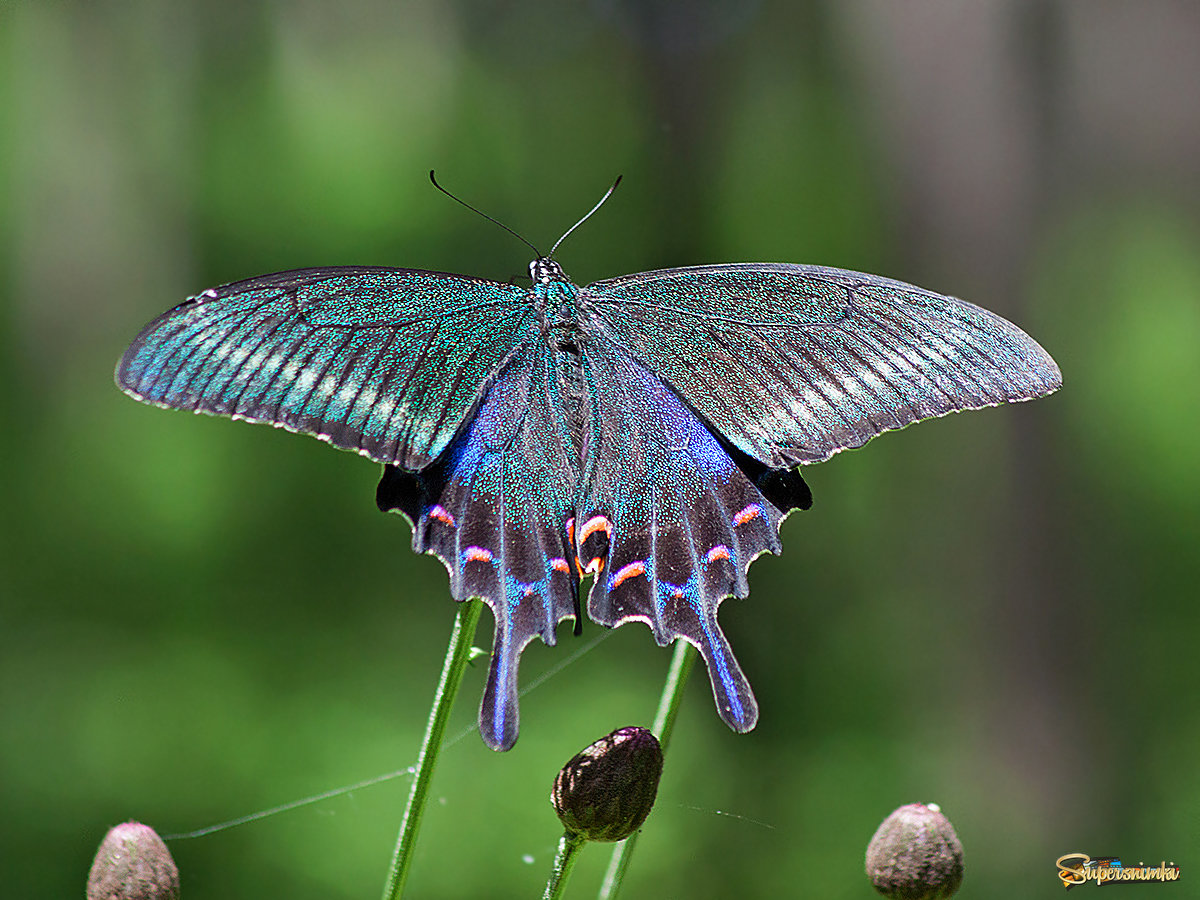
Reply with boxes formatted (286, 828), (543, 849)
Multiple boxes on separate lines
(2, 1), (1198, 898)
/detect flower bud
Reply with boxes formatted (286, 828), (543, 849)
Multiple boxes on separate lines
(87, 821), (180, 900)
(551, 726), (663, 842)
(865, 802), (963, 900)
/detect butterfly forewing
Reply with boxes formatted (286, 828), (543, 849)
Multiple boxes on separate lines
(116, 266), (535, 471)
(582, 264), (1062, 468)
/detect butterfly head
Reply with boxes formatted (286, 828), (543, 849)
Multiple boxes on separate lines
(530, 258), (565, 284)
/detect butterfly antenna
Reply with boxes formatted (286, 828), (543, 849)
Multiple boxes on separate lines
(548, 175), (622, 259)
(429, 170), (542, 258)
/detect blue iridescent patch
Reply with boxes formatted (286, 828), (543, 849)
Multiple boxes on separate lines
(117, 227), (1060, 750)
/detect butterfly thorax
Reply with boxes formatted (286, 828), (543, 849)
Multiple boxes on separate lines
(530, 259), (586, 350)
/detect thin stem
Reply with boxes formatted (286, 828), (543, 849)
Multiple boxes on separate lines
(543, 832), (588, 900)
(381, 599), (484, 900)
(597, 640), (697, 900)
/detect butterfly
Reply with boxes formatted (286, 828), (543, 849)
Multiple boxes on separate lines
(116, 181), (1061, 751)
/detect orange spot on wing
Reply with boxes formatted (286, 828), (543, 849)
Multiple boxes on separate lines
(705, 545), (732, 563)
(579, 515), (612, 543)
(733, 504), (763, 526)
(611, 560), (646, 588)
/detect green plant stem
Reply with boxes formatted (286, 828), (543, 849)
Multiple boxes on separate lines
(597, 639), (697, 900)
(381, 598), (483, 900)
(543, 831), (588, 900)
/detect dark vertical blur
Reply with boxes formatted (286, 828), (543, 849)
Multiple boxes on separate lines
(3, 1), (1197, 898)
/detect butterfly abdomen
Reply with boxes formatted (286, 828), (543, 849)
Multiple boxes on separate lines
(537, 274), (596, 472)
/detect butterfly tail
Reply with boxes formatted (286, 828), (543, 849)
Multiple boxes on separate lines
(476, 521), (579, 752)
(479, 641), (522, 752)
(681, 623), (759, 733)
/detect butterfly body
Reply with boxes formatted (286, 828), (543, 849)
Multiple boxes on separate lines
(118, 252), (1060, 751)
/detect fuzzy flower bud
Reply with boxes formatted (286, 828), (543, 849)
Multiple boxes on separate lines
(865, 802), (963, 900)
(551, 726), (663, 842)
(87, 821), (180, 900)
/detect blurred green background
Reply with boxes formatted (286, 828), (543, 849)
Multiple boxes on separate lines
(3, 1), (1198, 897)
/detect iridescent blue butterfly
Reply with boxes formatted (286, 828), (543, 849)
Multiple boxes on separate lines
(116, 178), (1061, 751)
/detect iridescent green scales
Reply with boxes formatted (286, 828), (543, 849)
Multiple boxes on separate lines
(118, 255), (1060, 750)
(120, 267), (535, 470)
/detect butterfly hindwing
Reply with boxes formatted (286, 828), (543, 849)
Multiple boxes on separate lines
(583, 264), (1063, 468)
(117, 267), (534, 470)
(577, 336), (812, 733)
(377, 342), (581, 751)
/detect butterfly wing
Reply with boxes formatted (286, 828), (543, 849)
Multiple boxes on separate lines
(576, 336), (813, 734)
(582, 263), (1062, 468)
(377, 342), (581, 751)
(117, 266), (534, 470)
(577, 263), (1059, 732)
(119, 266), (582, 750)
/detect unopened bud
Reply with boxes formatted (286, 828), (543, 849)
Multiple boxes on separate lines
(866, 802), (963, 900)
(87, 821), (180, 900)
(551, 726), (663, 842)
